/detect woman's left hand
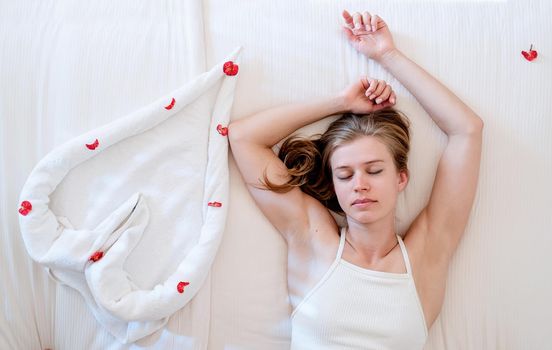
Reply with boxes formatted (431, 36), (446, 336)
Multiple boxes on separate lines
(341, 10), (396, 62)
(339, 77), (396, 114)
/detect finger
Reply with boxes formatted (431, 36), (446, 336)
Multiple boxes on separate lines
(371, 14), (380, 32)
(390, 91), (396, 104)
(375, 85), (392, 104)
(352, 12), (363, 29)
(360, 76), (370, 90)
(342, 10), (355, 29)
(341, 26), (360, 43)
(373, 99), (394, 111)
(362, 12), (372, 31)
(370, 80), (387, 98)
(375, 86), (392, 105)
(367, 80), (383, 99)
(365, 79), (378, 97)
(368, 80), (386, 100)
(379, 100), (394, 109)
(371, 102), (387, 112)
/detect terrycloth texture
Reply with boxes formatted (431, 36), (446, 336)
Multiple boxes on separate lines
(17, 47), (241, 343)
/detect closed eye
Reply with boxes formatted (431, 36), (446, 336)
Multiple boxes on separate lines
(337, 170), (383, 180)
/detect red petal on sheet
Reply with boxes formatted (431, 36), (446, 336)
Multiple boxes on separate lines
(207, 201), (222, 207)
(216, 124), (228, 136)
(223, 61), (238, 76)
(177, 281), (190, 294)
(164, 97), (176, 110)
(522, 45), (538, 61)
(89, 251), (104, 262)
(223, 61), (233, 72)
(86, 139), (99, 150)
(19, 200), (32, 216)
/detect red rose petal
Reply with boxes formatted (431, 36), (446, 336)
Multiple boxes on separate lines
(89, 251), (104, 262)
(165, 97), (176, 110)
(223, 61), (233, 71)
(223, 61), (238, 76)
(177, 281), (190, 294)
(522, 47), (538, 61)
(216, 124), (228, 136)
(86, 139), (99, 150)
(207, 201), (222, 207)
(19, 200), (33, 216)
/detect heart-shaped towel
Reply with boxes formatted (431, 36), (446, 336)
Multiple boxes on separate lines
(17, 47), (242, 343)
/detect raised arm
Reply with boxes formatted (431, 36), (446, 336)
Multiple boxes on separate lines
(228, 77), (396, 242)
(342, 10), (483, 260)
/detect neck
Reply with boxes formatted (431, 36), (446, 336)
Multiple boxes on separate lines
(345, 211), (398, 262)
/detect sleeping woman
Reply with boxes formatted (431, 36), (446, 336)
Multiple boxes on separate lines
(228, 10), (483, 349)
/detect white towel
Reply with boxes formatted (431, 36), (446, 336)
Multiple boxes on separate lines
(17, 47), (242, 343)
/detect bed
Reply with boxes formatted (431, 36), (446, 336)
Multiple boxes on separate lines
(1, 0), (551, 349)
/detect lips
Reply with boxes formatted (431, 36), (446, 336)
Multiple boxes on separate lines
(352, 198), (377, 205)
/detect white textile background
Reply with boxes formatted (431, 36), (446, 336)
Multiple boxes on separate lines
(2, 0), (551, 349)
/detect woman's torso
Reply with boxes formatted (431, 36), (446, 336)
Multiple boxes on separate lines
(289, 226), (428, 349)
(286, 213), (448, 344)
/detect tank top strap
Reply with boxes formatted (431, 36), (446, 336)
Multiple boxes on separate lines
(336, 226), (347, 260)
(396, 234), (412, 275)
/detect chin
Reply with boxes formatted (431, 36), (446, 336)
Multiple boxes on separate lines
(346, 211), (380, 224)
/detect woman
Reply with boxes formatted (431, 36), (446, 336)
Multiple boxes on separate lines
(228, 10), (483, 349)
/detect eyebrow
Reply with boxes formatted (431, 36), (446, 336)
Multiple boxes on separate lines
(334, 160), (384, 170)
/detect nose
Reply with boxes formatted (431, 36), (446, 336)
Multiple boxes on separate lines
(353, 172), (370, 192)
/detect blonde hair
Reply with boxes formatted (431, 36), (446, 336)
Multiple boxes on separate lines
(261, 109), (411, 215)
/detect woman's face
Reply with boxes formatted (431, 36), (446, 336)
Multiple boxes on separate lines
(329, 136), (408, 224)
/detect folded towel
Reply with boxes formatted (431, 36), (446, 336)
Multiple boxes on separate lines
(18, 47), (242, 343)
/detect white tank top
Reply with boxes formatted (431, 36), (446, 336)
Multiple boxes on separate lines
(290, 227), (428, 349)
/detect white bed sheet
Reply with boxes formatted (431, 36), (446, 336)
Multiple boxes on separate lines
(2, 0), (552, 349)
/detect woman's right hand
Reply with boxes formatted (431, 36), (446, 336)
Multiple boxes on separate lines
(339, 77), (396, 114)
(341, 10), (396, 62)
